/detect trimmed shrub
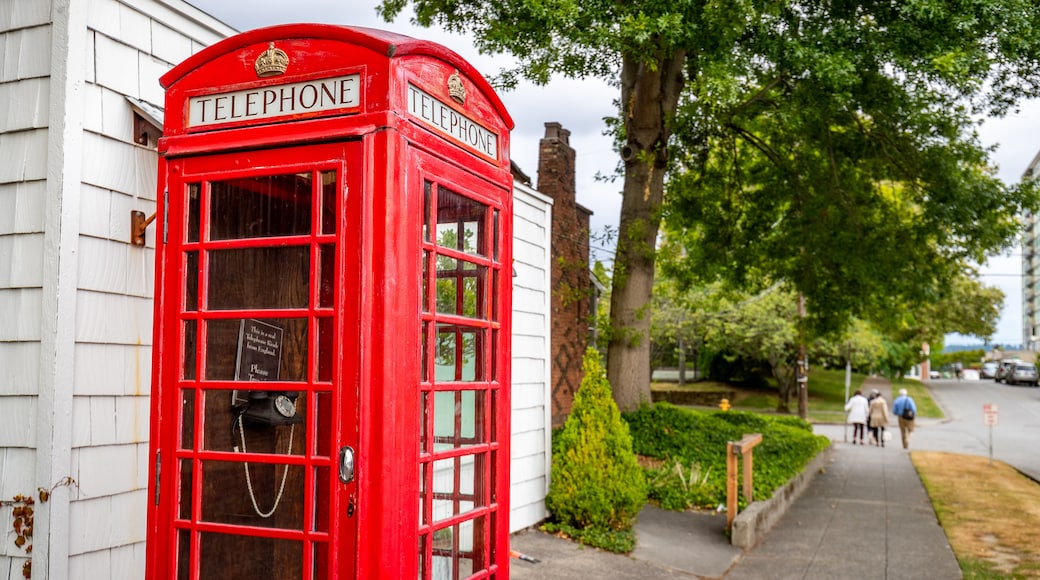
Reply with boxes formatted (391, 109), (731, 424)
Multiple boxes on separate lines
(546, 348), (647, 531)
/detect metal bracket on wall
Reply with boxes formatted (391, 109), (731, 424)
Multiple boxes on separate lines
(131, 210), (157, 247)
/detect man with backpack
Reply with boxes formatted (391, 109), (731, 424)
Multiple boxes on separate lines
(893, 388), (918, 450)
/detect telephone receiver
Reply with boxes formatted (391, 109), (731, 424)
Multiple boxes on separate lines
(232, 390), (303, 427)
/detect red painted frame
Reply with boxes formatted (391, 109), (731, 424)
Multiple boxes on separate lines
(147, 24), (513, 580)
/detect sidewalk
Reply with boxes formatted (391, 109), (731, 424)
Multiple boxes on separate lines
(510, 385), (962, 578)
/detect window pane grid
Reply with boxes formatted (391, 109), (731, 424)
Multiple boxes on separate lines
(420, 178), (499, 580)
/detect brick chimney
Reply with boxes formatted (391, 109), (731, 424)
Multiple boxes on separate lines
(537, 122), (594, 428)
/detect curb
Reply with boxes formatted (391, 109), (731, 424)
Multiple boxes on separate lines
(730, 443), (833, 549)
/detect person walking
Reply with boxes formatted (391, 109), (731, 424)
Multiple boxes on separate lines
(868, 389), (891, 447)
(892, 388), (917, 449)
(844, 389), (870, 445)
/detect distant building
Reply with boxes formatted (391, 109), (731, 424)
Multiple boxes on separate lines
(1022, 151), (1040, 351)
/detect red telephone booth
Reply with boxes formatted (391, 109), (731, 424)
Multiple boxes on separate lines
(145, 24), (513, 579)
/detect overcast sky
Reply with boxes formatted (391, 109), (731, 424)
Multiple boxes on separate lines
(185, 0), (1040, 347)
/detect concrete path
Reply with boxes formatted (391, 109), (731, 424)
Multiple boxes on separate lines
(724, 442), (961, 579)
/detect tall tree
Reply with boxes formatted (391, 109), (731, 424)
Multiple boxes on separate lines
(379, 0), (1040, 411)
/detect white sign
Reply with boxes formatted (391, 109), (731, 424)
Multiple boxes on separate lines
(188, 74), (361, 128)
(984, 403), (998, 426)
(407, 84), (498, 159)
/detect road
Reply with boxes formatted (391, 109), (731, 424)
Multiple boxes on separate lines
(818, 377), (1040, 480)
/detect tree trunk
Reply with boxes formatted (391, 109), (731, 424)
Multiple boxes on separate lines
(607, 50), (686, 411)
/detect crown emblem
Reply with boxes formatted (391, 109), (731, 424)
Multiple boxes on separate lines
(447, 70), (466, 104)
(254, 42), (289, 77)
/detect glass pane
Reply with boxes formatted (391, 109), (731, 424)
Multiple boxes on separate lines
(183, 320), (197, 380)
(200, 459), (304, 529)
(313, 466), (330, 532)
(204, 318), (308, 382)
(314, 391), (332, 457)
(187, 183), (200, 244)
(176, 529), (192, 580)
(198, 532), (302, 580)
(419, 462), (428, 525)
(435, 326), (483, 382)
(208, 390), (305, 453)
(321, 170), (337, 235)
(430, 518), (485, 580)
(432, 454), (484, 523)
(433, 390), (484, 450)
(491, 272), (498, 323)
(490, 330), (498, 382)
(435, 256), (458, 314)
(418, 534), (427, 580)
(319, 245), (335, 308)
(422, 251), (431, 313)
(207, 246), (309, 310)
(420, 391), (430, 453)
(185, 251), (198, 312)
(423, 181), (433, 243)
(436, 188), (486, 257)
(431, 525), (453, 579)
(435, 260), (485, 319)
(180, 389), (195, 450)
(493, 209), (499, 260)
(178, 459), (194, 520)
(313, 540), (330, 580)
(209, 173), (312, 240)
(421, 322), (429, 383)
(317, 317), (334, 383)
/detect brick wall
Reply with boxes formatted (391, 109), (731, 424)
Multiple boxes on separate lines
(537, 123), (593, 428)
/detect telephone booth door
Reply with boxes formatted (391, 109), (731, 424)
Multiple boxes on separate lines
(150, 142), (362, 580)
(146, 24), (514, 580)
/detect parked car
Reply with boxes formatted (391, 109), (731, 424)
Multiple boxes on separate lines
(995, 359), (1021, 383)
(980, 361), (999, 379)
(1006, 363), (1039, 386)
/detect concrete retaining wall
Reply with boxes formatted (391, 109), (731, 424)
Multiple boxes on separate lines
(730, 444), (834, 549)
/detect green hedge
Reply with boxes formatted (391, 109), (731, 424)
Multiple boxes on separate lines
(623, 403), (830, 511)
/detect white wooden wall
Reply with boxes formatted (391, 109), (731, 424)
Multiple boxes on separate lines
(0, 2), (554, 577)
(509, 183), (553, 532)
(0, 1), (232, 579)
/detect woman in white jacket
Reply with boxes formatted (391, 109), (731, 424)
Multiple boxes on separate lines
(844, 389), (870, 445)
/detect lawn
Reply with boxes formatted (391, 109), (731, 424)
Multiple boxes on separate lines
(651, 368), (944, 422)
(914, 451), (1040, 578)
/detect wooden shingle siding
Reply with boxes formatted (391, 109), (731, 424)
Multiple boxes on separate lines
(73, 344), (151, 396)
(0, 397), (35, 447)
(0, 78), (49, 131)
(0, 181), (47, 234)
(0, 343), (40, 396)
(0, 129), (48, 183)
(0, 233), (44, 287)
(0, 25), (51, 82)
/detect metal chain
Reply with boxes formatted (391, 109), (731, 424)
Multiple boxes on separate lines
(237, 414), (295, 518)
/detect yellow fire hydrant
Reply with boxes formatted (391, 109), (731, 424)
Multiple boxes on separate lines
(719, 398), (731, 411)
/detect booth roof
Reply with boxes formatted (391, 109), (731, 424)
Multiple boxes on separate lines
(159, 23), (513, 129)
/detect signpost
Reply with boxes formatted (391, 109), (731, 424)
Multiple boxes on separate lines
(984, 404), (998, 465)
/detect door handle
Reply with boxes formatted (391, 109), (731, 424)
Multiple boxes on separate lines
(339, 446), (355, 483)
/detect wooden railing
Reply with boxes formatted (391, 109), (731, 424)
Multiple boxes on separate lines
(726, 433), (763, 530)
